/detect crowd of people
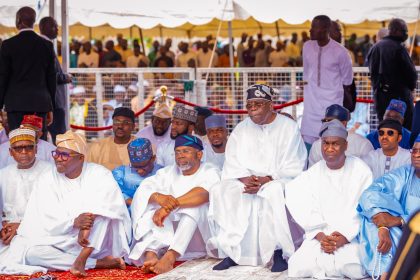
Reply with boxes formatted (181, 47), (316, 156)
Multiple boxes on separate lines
(0, 6), (419, 280)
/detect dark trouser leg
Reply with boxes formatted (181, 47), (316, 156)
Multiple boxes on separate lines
(374, 91), (390, 122)
(48, 108), (66, 144)
(7, 111), (48, 141)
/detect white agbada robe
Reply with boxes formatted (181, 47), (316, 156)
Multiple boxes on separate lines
(157, 138), (207, 167)
(207, 115), (307, 266)
(0, 163), (132, 275)
(0, 139), (55, 169)
(203, 142), (225, 170)
(362, 147), (411, 179)
(308, 132), (374, 167)
(286, 156), (372, 279)
(301, 39), (353, 144)
(0, 160), (51, 257)
(129, 163), (220, 265)
(135, 125), (171, 149)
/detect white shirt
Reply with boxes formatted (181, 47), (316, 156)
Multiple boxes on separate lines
(308, 132), (374, 167)
(301, 39), (353, 143)
(0, 140), (55, 169)
(362, 147), (412, 179)
(0, 160), (51, 223)
(204, 142), (225, 170)
(135, 125), (171, 150)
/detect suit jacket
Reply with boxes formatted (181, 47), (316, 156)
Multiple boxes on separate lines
(0, 30), (56, 112)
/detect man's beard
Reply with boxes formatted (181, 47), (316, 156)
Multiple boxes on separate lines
(177, 162), (193, 171)
(170, 127), (189, 140)
(153, 126), (169, 136)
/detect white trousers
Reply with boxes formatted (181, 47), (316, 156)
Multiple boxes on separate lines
(288, 239), (366, 279)
(25, 216), (112, 271)
(131, 213), (205, 266)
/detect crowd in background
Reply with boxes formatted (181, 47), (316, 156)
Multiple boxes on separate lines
(52, 29), (420, 69)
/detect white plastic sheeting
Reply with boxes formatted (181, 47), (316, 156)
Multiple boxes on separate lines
(0, 0), (419, 28)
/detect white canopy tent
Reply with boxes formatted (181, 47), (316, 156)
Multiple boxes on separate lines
(1, 0), (419, 68)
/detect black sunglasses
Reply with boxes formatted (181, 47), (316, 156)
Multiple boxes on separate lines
(10, 144), (35, 153)
(378, 130), (396, 137)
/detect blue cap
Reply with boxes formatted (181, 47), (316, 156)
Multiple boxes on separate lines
(174, 135), (203, 151)
(386, 99), (407, 116)
(323, 104), (350, 122)
(127, 138), (153, 163)
(415, 134), (420, 143)
(205, 115), (227, 130)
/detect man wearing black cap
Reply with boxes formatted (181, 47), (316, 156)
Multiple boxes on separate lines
(308, 104), (373, 167)
(87, 107), (136, 170)
(129, 135), (220, 275)
(287, 120), (372, 279)
(208, 84), (307, 272)
(362, 119), (411, 179)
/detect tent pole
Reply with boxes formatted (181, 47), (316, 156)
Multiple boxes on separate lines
(275, 20), (280, 40)
(49, 0), (57, 51)
(61, 0), (70, 130)
(228, 21), (234, 68)
(410, 3), (420, 56)
(159, 26), (163, 45)
(138, 27), (146, 55)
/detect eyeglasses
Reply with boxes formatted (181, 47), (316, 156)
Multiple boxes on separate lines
(378, 130), (397, 137)
(410, 148), (420, 155)
(175, 149), (195, 156)
(51, 150), (80, 161)
(113, 120), (133, 126)
(10, 144), (35, 153)
(246, 100), (269, 110)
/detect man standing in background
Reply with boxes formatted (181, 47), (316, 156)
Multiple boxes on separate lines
(0, 7), (56, 140)
(39, 16), (73, 144)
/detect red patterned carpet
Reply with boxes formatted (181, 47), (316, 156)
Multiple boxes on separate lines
(0, 263), (184, 280)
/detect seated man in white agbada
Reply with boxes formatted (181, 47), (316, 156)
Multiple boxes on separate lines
(0, 115), (55, 168)
(129, 135), (220, 274)
(0, 128), (50, 257)
(0, 131), (132, 277)
(286, 119), (373, 279)
(207, 84), (307, 272)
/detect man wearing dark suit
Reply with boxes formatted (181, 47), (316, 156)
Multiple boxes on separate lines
(40, 16), (72, 144)
(0, 7), (56, 141)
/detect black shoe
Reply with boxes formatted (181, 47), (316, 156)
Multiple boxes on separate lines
(213, 257), (238, 271)
(271, 249), (288, 272)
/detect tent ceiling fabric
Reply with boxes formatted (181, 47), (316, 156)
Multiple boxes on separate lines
(0, 0), (419, 29)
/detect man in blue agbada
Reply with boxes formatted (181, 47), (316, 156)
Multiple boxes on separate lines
(357, 134), (420, 279)
(113, 138), (162, 208)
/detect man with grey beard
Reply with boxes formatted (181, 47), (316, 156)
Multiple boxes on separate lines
(129, 135), (220, 275)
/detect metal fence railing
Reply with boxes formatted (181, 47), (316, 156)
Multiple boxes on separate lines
(67, 67), (420, 141)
